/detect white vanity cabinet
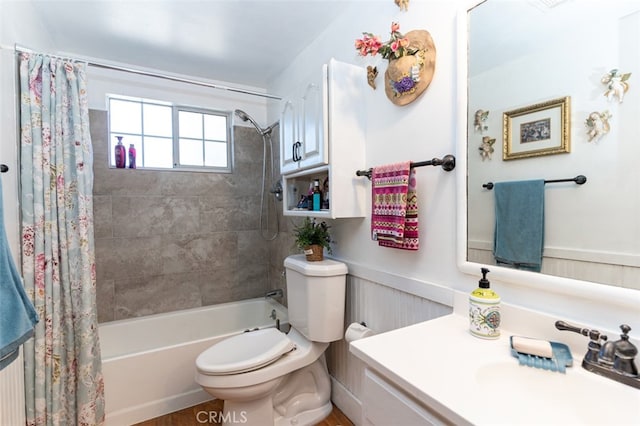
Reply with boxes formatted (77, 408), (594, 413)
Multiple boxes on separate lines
(362, 369), (454, 426)
(280, 58), (367, 218)
(351, 313), (640, 425)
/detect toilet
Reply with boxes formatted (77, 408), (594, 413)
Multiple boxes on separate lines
(195, 254), (347, 426)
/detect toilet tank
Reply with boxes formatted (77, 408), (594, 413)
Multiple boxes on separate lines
(284, 255), (347, 343)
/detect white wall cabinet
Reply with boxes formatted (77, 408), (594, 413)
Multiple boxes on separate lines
(279, 99), (298, 173)
(280, 64), (328, 175)
(298, 79), (325, 171)
(280, 58), (367, 219)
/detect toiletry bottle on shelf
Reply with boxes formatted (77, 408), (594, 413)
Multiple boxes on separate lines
(114, 136), (126, 168)
(322, 177), (330, 209)
(307, 182), (314, 211)
(128, 144), (137, 169)
(469, 267), (501, 339)
(312, 179), (322, 211)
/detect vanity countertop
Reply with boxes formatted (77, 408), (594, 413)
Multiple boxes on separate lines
(350, 313), (640, 425)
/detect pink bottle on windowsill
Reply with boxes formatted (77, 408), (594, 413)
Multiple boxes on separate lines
(128, 144), (136, 169)
(114, 136), (126, 168)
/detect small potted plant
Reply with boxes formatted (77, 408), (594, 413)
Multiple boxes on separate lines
(293, 217), (332, 261)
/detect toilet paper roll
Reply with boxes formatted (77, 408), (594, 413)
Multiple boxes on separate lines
(345, 322), (374, 343)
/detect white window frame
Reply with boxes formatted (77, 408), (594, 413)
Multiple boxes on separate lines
(107, 95), (234, 173)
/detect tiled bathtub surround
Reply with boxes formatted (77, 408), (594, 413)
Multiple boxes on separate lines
(90, 110), (295, 322)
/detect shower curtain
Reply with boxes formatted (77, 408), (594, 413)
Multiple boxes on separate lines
(19, 53), (104, 425)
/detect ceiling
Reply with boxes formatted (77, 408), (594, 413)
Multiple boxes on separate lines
(23, 0), (355, 89)
(469, 0), (640, 77)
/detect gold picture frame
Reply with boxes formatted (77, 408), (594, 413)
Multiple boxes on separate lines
(503, 96), (571, 160)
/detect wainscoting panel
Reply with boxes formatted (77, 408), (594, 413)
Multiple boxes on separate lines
(0, 349), (26, 425)
(468, 245), (640, 291)
(326, 274), (452, 422)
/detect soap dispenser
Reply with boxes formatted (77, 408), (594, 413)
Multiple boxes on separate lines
(469, 267), (501, 339)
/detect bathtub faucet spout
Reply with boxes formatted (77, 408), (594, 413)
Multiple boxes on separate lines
(265, 289), (284, 299)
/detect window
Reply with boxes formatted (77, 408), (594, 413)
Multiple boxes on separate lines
(108, 95), (233, 172)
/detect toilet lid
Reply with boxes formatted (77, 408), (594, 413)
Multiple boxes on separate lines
(196, 328), (296, 375)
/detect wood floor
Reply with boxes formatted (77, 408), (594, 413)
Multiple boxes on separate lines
(134, 400), (354, 426)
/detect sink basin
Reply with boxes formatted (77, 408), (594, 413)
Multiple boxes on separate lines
(475, 361), (640, 424)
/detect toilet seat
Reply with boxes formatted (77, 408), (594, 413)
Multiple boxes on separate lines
(196, 328), (295, 375)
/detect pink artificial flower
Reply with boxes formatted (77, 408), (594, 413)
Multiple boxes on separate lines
(355, 23), (411, 60)
(370, 37), (382, 53)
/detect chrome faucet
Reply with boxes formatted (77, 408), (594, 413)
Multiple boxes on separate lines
(265, 289), (284, 299)
(555, 320), (639, 389)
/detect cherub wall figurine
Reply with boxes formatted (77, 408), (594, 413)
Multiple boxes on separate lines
(395, 0), (409, 11)
(601, 69), (631, 103)
(367, 65), (378, 90)
(474, 109), (489, 132)
(479, 136), (496, 161)
(585, 111), (612, 142)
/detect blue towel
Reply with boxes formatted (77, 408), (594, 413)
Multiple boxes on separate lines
(493, 179), (545, 272)
(0, 178), (38, 371)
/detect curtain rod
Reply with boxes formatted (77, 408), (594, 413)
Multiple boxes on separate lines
(12, 44), (282, 101)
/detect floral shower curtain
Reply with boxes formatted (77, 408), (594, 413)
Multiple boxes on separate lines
(19, 53), (104, 425)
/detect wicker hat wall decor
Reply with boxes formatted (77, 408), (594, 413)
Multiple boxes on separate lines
(384, 30), (436, 106)
(355, 23), (436, 106)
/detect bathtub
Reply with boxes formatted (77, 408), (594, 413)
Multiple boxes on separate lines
(99, 298), (287, 426)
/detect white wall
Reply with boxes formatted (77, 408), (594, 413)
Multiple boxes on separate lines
(86, 66), (276, 120)
(0, 0), (57, 259)
(271, 0), (462, 286)
(268, 0), (640, 334)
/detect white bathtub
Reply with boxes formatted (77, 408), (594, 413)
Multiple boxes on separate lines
(99, 298), (287, 426)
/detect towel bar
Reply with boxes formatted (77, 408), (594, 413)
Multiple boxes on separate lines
(356, 154), (456, 180)
(482, 175), (587, 190)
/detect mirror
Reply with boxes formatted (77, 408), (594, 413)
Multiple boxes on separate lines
(462, 0), (640, 293)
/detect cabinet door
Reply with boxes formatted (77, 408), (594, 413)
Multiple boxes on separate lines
(297, 65), (329, 171)
(279, 98), (299, 175)
(363, 369), (453, 426)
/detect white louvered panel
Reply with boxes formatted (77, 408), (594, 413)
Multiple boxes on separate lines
(0, 348), (26, 425)
(327, 274), (453, 401)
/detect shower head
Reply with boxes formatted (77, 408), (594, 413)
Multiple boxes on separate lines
(234, 109), (261, 131)
(234, 109), (280, 136)
(234, 109), (279, 136)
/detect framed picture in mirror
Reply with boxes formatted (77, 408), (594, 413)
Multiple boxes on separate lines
(503, 96), (571, 160)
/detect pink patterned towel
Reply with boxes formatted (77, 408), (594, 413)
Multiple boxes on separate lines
(371, 162), (419, 250)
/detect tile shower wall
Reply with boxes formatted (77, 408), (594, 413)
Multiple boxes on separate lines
(90, 109), (290, 322)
